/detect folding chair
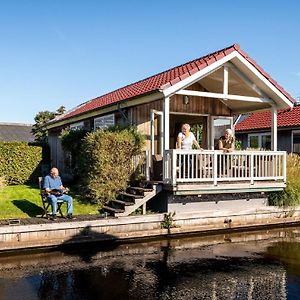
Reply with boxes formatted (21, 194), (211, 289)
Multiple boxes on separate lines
(38, 177), (65, 218)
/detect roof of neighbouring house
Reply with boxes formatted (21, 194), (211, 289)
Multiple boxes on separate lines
(51, 43), (296, 125)
(0, 122), (35, 142)
(235, 104), (300, 131)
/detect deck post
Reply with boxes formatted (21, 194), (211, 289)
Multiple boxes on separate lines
(163, 97), (170, 151)
(163, 97), (170, 181)
(271, 105), (278, 151)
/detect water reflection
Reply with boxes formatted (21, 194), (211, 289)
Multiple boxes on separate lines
(0, 227), (300, 299)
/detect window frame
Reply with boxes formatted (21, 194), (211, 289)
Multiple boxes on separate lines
(94, 114), (115, 131)
(247, 132), (271, 149)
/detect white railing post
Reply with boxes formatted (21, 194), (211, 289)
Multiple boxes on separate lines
(250, 152), (254, 185)
(213, 151), (218, 186)
(145, 150), (150, 181)
(283, 152), (287, 183)
(172, 150), (177, 186)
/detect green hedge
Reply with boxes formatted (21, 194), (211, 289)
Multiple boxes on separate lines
(0, 142), (42, 184)
(78, 127), (145, 205)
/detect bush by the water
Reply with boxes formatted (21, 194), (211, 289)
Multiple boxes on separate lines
(268, 153), (300, 206)
(78, 127), (145, 206)
(0, 142), (42, 184)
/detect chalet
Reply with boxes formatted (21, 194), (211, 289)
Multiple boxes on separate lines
(47, 44), (295, 215)
(235, 104), (300, 153)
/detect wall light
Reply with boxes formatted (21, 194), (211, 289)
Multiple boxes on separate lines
(183, 95), (189, 105)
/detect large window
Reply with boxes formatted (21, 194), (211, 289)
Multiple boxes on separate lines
(292, 130), (300, 153)
(94, 114), (115, 130)
(248, 133), (271, 150)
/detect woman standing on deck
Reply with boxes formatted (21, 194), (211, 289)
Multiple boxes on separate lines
(177, 123), (201, 150)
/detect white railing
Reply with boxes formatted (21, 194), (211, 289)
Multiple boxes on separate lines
(163, 150), (286, 186)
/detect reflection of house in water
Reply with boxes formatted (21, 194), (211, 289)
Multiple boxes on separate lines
(0, 230), (293, 299)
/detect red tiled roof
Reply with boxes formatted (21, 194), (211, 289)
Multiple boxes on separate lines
(235, 105), (300, 131)
(54, 44), (296, 123)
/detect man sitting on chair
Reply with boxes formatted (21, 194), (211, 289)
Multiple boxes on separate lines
(43, 167), (73, 220)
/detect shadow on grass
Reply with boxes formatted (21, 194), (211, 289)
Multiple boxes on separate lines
(12, 199), (44, 217)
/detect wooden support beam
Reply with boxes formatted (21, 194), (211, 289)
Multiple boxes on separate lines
(223, 66), (228, 99)
(163, 97), (170, 150)
(176, 90), (273, 103)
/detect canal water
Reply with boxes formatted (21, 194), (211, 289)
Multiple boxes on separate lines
(0, 226), (300, 300)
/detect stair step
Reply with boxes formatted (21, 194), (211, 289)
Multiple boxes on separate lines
(103, 206), (124, 214)
(118, 192), (144, 199)
(111, 199), (134, 206)
(127, 187), (154, 195)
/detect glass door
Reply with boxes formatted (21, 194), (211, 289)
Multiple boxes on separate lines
(210, 116), (233, 149)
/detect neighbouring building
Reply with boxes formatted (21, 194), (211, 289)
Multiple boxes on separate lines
(0, 122), (34, 142)
(235, 104), (300, 153)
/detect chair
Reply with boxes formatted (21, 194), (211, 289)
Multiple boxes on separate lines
(38, 177), (65, 218)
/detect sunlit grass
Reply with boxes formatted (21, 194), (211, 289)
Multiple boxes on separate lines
(0, 184), (100, 220)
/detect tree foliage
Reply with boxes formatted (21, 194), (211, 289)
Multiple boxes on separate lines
(32, 106), (66, 143)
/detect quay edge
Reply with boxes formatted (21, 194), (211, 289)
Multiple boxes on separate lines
(0, 206), (300, 252)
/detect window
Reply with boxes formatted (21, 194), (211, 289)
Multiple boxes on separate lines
(292, 130), (300, 153)
(69, 122), (84, 131)
(248, 133), (271, 150)
(94, 114), (115, 130)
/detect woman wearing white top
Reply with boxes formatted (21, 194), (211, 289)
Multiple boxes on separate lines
(177, 123), (201, 150)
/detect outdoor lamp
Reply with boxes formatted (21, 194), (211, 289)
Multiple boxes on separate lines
(183, 95), (189, 105)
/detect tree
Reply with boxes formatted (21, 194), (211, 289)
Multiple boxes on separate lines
(32, 106), (66, 144)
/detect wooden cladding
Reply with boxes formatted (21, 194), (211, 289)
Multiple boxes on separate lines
(170, 94), (231, 116)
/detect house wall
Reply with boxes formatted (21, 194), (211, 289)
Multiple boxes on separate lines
(236, 129), (293, 152)
(278, 130), (292, 152)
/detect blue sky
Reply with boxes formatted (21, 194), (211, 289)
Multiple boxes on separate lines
(0, 0), (299, 124)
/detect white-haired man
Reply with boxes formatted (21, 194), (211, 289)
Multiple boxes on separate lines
(43, 167), (73, 220)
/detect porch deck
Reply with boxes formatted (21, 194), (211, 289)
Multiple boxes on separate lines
(163, 150), (286, 195)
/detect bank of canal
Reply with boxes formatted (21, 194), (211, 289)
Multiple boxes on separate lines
(0, 205), (300, 252)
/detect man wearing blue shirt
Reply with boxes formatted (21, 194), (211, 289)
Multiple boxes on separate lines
(43, 167), (73, 220)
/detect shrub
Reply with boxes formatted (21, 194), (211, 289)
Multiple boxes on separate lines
(268, 153), (300, 207)
(0, 142), (42, 184)
(78, 127), (145, 205)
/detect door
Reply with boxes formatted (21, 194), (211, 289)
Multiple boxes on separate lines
(211, 116), (233, 149)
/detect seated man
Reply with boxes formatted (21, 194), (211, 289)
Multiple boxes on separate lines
(43, 167), (73, 220)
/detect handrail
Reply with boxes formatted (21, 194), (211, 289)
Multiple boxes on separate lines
(163, 149), (286, 186)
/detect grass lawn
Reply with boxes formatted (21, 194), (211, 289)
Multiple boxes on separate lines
(0, 184), (100, 220)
